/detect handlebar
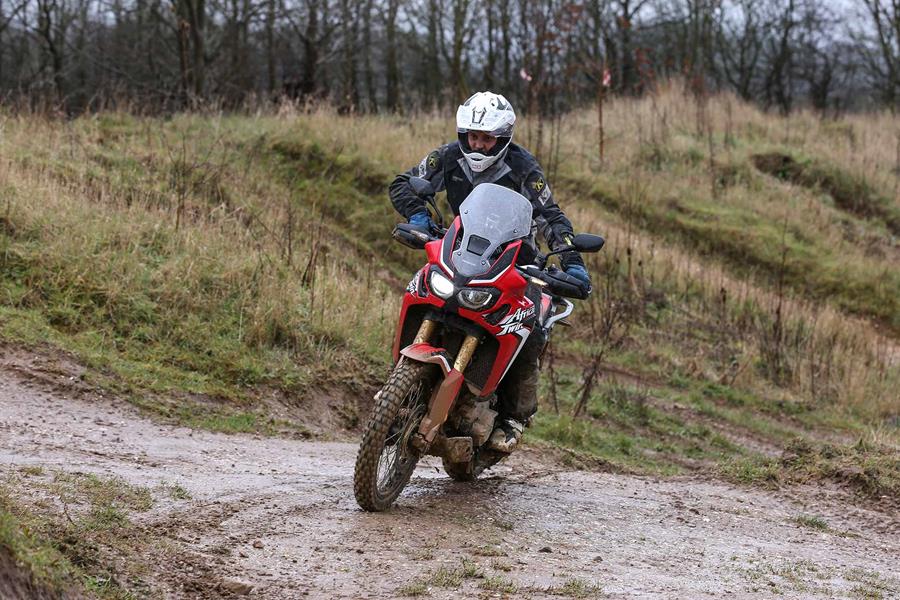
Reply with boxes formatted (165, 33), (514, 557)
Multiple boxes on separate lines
(393, 223), (593, 300)
(518, 264), (590, 300)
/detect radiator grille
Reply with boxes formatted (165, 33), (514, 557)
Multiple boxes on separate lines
(399, 305), (429, 350)
(465, 336), (500, 390)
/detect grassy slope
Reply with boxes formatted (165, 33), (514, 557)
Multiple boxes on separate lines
(1, 467), (167, 599)
(0, 90), (898, 593)
(0, 113), (404, 429)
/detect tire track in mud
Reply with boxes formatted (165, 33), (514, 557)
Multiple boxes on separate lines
(1, 364), (898, 599)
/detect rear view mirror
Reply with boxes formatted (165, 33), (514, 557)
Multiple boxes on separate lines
(572, 233), (605, 253)
(409, 176), (434, 197)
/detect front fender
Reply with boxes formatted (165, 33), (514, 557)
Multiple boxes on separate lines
(400, 343), (453, 376)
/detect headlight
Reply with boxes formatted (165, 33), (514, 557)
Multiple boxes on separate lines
(429, 270), (454, 299)
(457, 287), (496, 310)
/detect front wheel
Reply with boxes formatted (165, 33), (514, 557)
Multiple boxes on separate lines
(354, 361), (434, 511)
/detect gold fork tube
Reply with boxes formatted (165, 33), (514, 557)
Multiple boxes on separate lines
(453, 335), (480, 372)
(413, 319), (436, 345)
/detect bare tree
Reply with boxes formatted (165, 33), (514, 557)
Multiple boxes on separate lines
(0, 0), (896, 113)
(0, 0), (28, 86)
(34, 0), (74, 104)
(611, 0), (651, 94)
(283, 0), (338, 100)
(762, 0), (797, 114)
(716, 0), (765, 101)
(498, 0), (513, 91)
(338, 0), (361, 110)
(794, 3), (844, 113)
(264, 0), (276, 95)
(170, 0), (208, 104)
(425, 0), (443, 106)
(440, 0), (474, 103)
(383, 0), (400, 110)
(361, 0), (377, 110)
(856, 0), (900, 110)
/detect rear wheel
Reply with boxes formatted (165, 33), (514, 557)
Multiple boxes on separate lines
(354, 361), (434, 511)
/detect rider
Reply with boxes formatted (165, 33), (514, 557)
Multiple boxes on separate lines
(389, 91), (591, 453)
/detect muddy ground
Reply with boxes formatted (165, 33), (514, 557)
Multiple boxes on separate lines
(1, 351), (898, 599)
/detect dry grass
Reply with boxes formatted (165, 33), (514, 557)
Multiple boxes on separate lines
(2, 86), (898, 600)
(571, 210), (899, 420)
(0, 113), (399, 406)
(0, 87), (897, 446)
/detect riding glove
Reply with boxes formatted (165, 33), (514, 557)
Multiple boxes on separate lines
(408, 211), (437, 234)
(565, 264), (592, 295)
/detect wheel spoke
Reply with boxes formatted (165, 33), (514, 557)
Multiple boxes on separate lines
(377, 445), (398, 489)
(374, 375), (428, 496)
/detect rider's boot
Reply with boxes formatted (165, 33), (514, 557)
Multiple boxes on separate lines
(488, 417), (525, 453)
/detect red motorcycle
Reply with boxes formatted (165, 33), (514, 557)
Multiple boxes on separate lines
(354, 181), (604, 511)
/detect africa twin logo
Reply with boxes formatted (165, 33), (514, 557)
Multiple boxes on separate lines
(497, 306), (536, 336)
(471, 107), (486, 125)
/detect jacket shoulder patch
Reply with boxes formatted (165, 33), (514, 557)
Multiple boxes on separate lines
(539, 183), (551, 204)
(529, 174), (551, 204)
(418, 150), (441, 177)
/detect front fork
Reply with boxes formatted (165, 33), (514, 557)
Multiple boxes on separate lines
(407, 319), (480, 450)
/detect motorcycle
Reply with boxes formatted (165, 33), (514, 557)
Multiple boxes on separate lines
(353, 179), (604, 511)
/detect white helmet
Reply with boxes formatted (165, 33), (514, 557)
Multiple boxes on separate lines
(456, 91), (516, 173)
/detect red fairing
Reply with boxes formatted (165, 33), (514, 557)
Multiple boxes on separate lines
(392, 223), (537, 398)
(425, 237), (444, 269)
(456, 257), (533, 396)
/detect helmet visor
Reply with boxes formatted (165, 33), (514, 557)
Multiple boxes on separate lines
(456, 123), (514, 137)
(458, 132), (511, 157)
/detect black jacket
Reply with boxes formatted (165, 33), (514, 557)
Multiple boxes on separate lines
(389, 141), (584, 268)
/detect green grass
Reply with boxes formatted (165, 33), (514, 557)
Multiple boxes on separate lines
(0, 104), (896, 492)
(471, 544), (506, 557)
(529, 367), (756, 474)
(558, 132), (900, 335)
(425, 557), (485, 590)
(794, 514), (829, 531)
(0, 114), (398, 431)
(0, 504), (77, 594)
(752, 152), (900, 235)
(845, 567), (899, 600)
(396, 581), (429, 597)
(479, 574), (518, 593)
(164, 484), (192, 500)
(544, 578), (604, 598)
(719, 437), (900, 499)
(429, 565), (464, 588)
(0, 471), (156, 599)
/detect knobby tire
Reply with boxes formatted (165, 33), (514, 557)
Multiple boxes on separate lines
(353, 361), (433, 511)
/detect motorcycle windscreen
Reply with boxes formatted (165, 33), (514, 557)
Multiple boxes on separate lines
(452, 183), (533, 277)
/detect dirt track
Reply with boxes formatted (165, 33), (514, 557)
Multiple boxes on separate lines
(1, 353), (898, 599)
